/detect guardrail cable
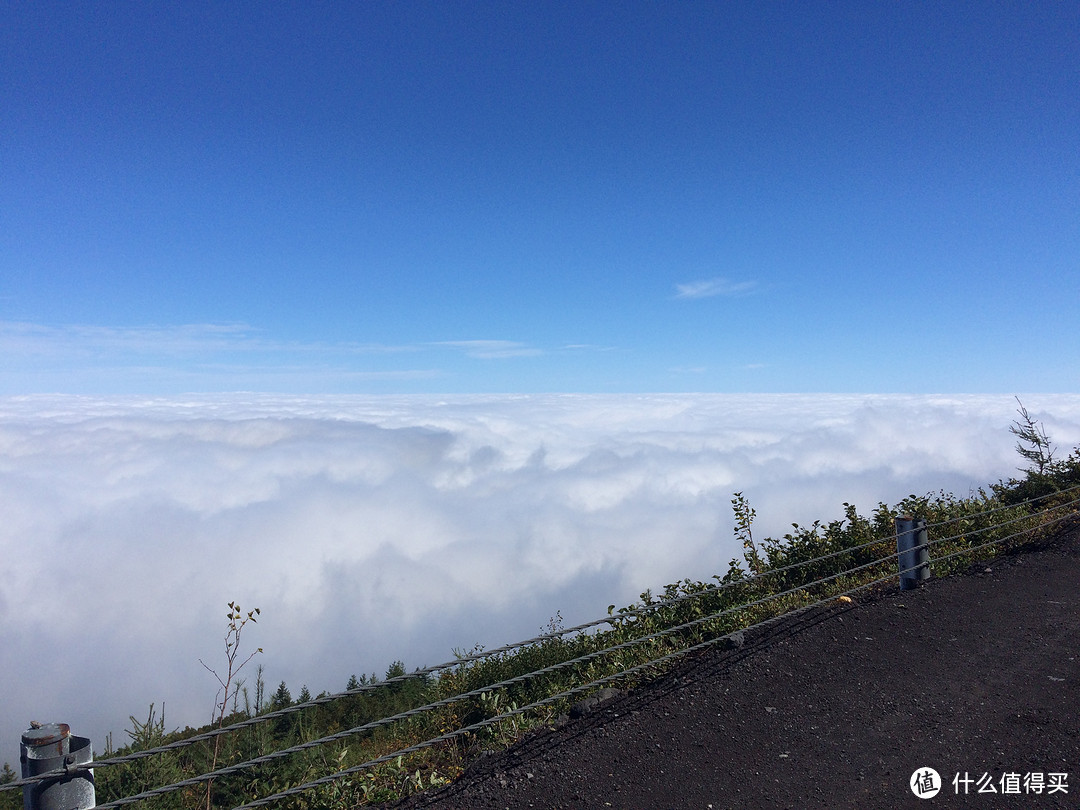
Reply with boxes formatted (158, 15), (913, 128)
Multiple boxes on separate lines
(0, 499), (915, 781)
(917, 481), (1080, 533)
(923, 491), (1080, 551)
(4, 489), (1076, 802)
(33, 483), (1080, 782)
(84, 499), (1079, 809)
(76, 537), (920, 808)
(235, 505), (1080, 810)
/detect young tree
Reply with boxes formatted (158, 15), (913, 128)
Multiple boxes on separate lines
(268, 681), (294, 737)
(0, 763), (20, 810)
(270, 681), (292, 711)
(254, 664), (266, 715)
(1010, 398), (1056, 476)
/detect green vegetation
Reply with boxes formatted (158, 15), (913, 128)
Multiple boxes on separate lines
(5, 402), (1079, 809)
(0, 763), (17, 810)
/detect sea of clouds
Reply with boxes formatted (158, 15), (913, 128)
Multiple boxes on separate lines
(2, 393), (1079, 766)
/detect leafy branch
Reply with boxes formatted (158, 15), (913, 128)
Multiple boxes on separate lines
(732, 492), (764, 576)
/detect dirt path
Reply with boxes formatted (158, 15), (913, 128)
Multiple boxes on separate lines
(391, 523), (1080, 809)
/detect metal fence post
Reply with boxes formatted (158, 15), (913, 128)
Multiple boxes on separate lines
(19, 723), (95, 810)
(895, 515), (930, 591)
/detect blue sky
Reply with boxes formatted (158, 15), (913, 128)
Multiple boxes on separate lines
(2, 2), (1078, 393)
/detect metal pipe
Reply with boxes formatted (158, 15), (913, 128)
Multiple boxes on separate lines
(895, 515), (930, 590)
(20, 723), (95, 810)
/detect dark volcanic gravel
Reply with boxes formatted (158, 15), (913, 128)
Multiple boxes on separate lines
(390, 525), (1080, 809)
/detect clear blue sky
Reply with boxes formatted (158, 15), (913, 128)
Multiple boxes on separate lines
(2, 1), (1078, 394)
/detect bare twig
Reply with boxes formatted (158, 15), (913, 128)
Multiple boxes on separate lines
(200, 601), (261, 810)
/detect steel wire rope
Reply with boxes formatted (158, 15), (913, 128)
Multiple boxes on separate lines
(234, 507), (1080, 810)
(7, 490), (1076, 792)
(8, 489), (1075, 799)
(65, 525), (926, 808)
(2, 503), (910, 789)
(17, 501), (1074, 805)
(919, 491), (1080, 552)
(1, 506), (901, 785)
(87, 550), (904, 810)
(83, 500), (1078, 810)
(914, 481), (1080, 533)
(924, 503), (1076, 568)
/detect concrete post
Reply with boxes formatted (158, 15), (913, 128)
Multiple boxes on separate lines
(895, 515), (930, 591)
(19, 723), (95, 810)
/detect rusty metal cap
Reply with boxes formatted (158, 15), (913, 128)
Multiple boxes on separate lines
(21, 723), (70, 748)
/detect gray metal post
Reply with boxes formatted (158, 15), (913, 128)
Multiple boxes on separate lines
(895, 515), (930, 591)
(19, 724), (95, 810)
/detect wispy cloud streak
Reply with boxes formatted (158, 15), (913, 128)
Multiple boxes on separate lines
(674, 277), (759, 299)
(434, 340), (543, 359)
(0, 321), (416, 358)
(1, 322), (556, 392)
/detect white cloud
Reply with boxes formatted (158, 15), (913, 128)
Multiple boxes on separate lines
(0, 321), (415, 358)
(434, 340), (543, 359)
(0, 321), (454, 393)
(669, 366), (708, 375)
(0, 322), (567, 392)
(2, 393), (1079, 767)
(674, 277), (759, 299)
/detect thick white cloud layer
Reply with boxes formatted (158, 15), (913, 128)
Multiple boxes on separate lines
(3, 393), (1079, 766)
